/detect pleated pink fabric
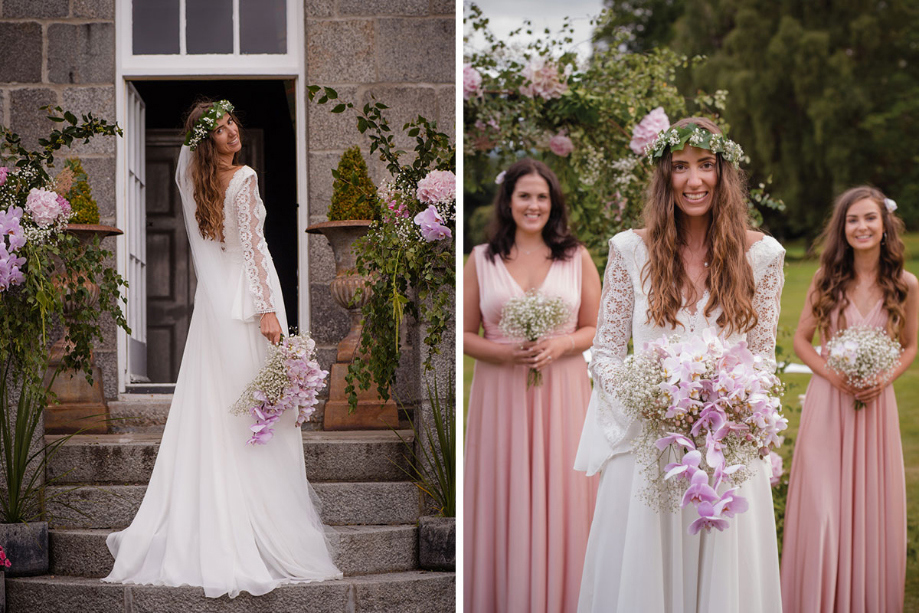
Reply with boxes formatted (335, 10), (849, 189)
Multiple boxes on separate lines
(465, 244), (598, 613)
(781, 298), (907, 613)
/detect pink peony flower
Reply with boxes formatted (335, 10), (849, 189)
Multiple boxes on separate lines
(416, 170), (456, 205)
(413, 204), (452, 242)
(519, 57), (570, 100)
(463, 64), (483, 100)
(25, 187), (64, 227)
(548, 131), (574, 157)
(629, 107), (670, 155)
(0, 167), (7, 187)
(769, 451), (784, 486)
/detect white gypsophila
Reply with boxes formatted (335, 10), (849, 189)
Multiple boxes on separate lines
(825, 325), (902, 390)
(611, 155), (640, 188)
(231, 343), (289, 415)
(573, 142), (604, 188)
(498, 288), (571, 342)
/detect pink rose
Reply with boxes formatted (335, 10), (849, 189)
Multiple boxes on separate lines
(519, 57), (570, 100)
(416, 170), (455, 205)
(549, 132), (574, 157)
(463, 64), (483, 100)
(25, 187), (64, 227)
(413, 205), (452, 242)
(629, 107), (670, 155)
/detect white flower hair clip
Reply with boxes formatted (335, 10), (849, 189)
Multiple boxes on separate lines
(495, 170), (506, 185)
(884, 198), (897, 213)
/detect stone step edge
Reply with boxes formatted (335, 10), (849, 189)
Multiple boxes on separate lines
(46, 430), (415, 444)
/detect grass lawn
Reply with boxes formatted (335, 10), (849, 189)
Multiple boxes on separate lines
(463, 236), (919, 605)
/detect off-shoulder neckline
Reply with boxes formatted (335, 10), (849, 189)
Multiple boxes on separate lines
(622, 228), (777, 257)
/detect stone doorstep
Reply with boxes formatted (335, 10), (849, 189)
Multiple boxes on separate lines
(49, 525), (418, 578)
(44, 482), (422, 529)
(6, 571), (456, 613)
(45, 431), (415, 485)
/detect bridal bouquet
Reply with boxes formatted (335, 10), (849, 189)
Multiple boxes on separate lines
(499, 289), (571, 387)
(611, 328), (787, 534)
(825, 325), (902, 410)
(231, 333), (328, 445)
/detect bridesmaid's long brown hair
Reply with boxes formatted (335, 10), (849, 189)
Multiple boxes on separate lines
(182, 99), (242, 242)
(811, 186), (908, 339)
(641, 117), (757, 336)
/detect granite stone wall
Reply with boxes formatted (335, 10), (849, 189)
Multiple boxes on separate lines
(0, 0), (119, 399)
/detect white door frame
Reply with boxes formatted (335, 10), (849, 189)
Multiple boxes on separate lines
(114, 0), (310, 394)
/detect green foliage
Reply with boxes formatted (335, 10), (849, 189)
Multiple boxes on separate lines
(0, 106), (127, 523)
(329, 146), (378, 221)
(308, 86), (455, 408)
(598, 0), (919, 236)
(62, 158), (100, 225)
(395, 376), (456, 517)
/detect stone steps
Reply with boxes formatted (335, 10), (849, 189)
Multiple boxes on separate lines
(6, 571), (455, 613)
(45, 481), (422, 529)
(45, 431), (414, 484)
(49, 525), (418, 578)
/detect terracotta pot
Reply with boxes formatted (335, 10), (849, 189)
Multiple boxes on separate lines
(0, 522), (48, 577)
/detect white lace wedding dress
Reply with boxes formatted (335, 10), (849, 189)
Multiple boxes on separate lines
(103, 147), (342, 598)
(575, 229), (785, 612)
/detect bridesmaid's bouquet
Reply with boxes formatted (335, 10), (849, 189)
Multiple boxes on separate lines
(499, 289), (571, 387)
(231, 333), (328, 445)
(611, 328), (787, 534)
(824, 325), (902, 410)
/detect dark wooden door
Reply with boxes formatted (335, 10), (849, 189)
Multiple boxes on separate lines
(145, 130), (264, 383)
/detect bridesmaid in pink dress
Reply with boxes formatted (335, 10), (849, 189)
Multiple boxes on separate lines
(464, 158), (601, 613)
(781, 186), (919, 612)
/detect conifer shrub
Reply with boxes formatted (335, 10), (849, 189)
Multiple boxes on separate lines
(329, 146), (378, 221)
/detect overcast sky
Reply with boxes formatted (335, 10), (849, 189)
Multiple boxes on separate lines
(464, 0), (607, 61)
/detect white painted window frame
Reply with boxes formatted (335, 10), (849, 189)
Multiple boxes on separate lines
(115, 0), (311, 394)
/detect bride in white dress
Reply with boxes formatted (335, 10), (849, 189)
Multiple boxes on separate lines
(103, 100), (342, 598)
(576, 117), (784, 612)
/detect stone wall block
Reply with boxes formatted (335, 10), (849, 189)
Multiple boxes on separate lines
(4, 0), (68, 18)
(307, 20), (376, 83)
(58, 87), (117, 155)
(308, 86), (364, 151)
(307, 234), (337, 283)
(376, 19), (454, 83)
(361, 86), (437, 150)
(72, 0), (116, 19)
(95, 349), (118, 400)
(75, 156), (116, 218)
(308, 151), (341, 217)
(9, 88), (59, 150)
(48, 23), (115, 84)
(339, 0), (428, 16)
(310, 283), (351, 345)
(435, 86), (456, 140)
(305, 0), (335, 17)
(429, 0), (455, 14)
(0, 23), (43, 83)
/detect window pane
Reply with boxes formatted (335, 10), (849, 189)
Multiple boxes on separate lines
(133, 0), (179, 55)
(186, 0), (233, 55)
(240, 0), (287, 54)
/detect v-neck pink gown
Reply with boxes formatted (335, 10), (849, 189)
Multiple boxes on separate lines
(781, 298), (907, 612)
(464, 244), (598, 613)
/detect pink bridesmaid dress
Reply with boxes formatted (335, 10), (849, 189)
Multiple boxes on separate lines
(781, 298), (907, 612)
(464, 244), (599, 613)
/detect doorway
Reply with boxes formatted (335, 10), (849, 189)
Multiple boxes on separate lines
(130, 80), (298, 386)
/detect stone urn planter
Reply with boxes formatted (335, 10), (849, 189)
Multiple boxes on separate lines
(43, 224), (123, 434)
(305, 220), (398, 430)
(418, 515), (455, 571)
(0, 522), (48, 577)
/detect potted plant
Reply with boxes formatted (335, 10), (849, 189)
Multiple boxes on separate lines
(43, 157), (122, 434)
(306, 146), (399, 429)
(0, 106), (127, 576)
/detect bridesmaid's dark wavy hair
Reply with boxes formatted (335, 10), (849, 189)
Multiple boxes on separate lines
(485, 158), (579, 262)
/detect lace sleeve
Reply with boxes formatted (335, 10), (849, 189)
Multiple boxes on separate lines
(590, 238), (634, 395)
(235, 174), (276, 314)
(747, 243), (785, 372)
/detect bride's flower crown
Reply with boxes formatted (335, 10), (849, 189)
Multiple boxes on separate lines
(184, 100), (235, 151)
(646, 123), (744, 169)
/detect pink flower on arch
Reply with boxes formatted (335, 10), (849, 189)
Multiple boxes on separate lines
(519, 57), (570, 100)
(25, 187), (65, 227)
(416, 170), (456, 206)
(413, 205), (452, 242)
(549, 131), (574, 157)
(463, 64), (483, 100)
(629, 107), (670, 155)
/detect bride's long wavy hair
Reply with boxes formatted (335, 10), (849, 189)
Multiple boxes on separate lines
(641, 117), (757, 335)
(182, 99), (242, 241)
(811, 186), (907, 339)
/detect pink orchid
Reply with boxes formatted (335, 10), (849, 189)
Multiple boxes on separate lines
(413, 204), (452, 242)
(681, 470), (719, 508)
(664, 449), (702, 481)
(704, 431), (725, 470)
(655, 432), (696, 452)
(713, 488), (749, 518)
(688, 502), (730, 534)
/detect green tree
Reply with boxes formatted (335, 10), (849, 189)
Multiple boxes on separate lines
(600, 0), (919, 237)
